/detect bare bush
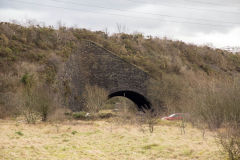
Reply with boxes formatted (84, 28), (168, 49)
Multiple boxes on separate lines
(83, 84), (108, 113)
(0, 92), (19, 118)
(218, 125), (240, 160)
(20, 87), (58, 123)
(188, 78), (240, 130)
(20, 72), (58, 123)
(35, 86), (56, 121)
(113, 97), (139, 125)
(143, 109), (158, 133)
(20, 89), (39, 124)
(147, 74), (188, 114)
(136, 105), (161, 133)
(183, 77), (240, 160)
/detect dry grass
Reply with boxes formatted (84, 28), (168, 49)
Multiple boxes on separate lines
(0, 119), (226, 160)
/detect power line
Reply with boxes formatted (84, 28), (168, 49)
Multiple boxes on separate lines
(67, 0), (240, 14)
(49, 0), (240, 25)
(124, 0), (240, 15)
(4, 0), (238, 28)
(5, 0), (237, 27)
(174, 0), (240, 6)
(126, 0), (240, 7)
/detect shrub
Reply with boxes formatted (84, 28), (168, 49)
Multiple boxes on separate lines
(140, 107), (161, 133)
(71, 131), (78, 135)
(0, 92), (19, 118)
(147, 74), (187, 114)
(98, 112), (113, 119)
(20, 73), (38, 123)
(184, 78), (240, 159)
(188, 78), (240, 129)
(0, 33), (9, 46)
(20, 73), (57, 122)
(83, 84), (108, 113)
(72, 111), (89, 120)
(35, 86), (56, 122)
(15, 131), (24, 136)
(44, 65), (57, 85)
(200, 64), (212, 75)
(0, 47), (14, 60)
(20, 90), (39, 124)
(20, 87), (57, 123)
(21, 73), (35, 89)
(218, 125), (240, 160)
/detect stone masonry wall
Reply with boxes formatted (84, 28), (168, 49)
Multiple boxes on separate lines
(60, 41), (151, 111)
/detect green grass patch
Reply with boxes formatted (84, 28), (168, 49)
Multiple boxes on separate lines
(15, 131), (24, 136)
(142, 143), (159, 150)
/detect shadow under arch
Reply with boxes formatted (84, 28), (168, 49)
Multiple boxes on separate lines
(108, 90), (151, 110)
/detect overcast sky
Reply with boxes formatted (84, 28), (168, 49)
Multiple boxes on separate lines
(0, 0), (240, 48)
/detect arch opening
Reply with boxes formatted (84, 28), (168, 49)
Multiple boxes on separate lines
(108, 90), (151, 110)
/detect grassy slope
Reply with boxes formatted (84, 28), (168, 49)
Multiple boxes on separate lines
(1, 22), (240, 78)
(0, 119), (226, 160)
(1, 22), (240, 100)
(1, 22), (240, 119)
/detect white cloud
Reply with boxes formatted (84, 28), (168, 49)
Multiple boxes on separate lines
(0, 9), (45, 22)
(177, 27), (240, 48)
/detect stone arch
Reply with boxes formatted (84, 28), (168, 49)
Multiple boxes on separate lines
(60, 41), (153, 111)
(108, 90), (151, 110)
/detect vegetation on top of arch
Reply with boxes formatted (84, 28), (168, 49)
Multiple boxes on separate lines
(1, 22), (240, 79)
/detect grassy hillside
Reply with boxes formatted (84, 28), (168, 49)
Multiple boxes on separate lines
(1, 21), (240, 116)
(1, 22), (240, 77)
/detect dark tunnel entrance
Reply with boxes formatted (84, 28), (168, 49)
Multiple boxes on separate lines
(108, 90), (151, 110)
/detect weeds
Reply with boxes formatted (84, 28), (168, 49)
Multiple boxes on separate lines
(72, 111), (89, 120)
(71, 131), (77, 135)
(15, 131), (23, 136)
